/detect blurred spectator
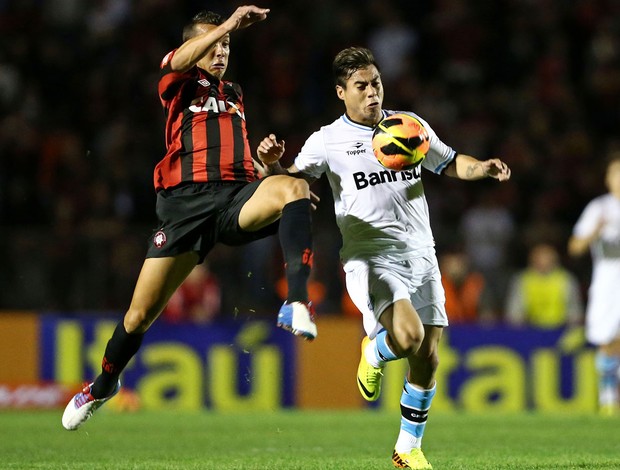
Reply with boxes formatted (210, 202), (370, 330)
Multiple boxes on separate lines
(460, 184), (515, 308)
(367, 1), (418, 85)
(162, 263), (221, 325)
(505, 243), (582, 328)
(440, 249), (496, 325)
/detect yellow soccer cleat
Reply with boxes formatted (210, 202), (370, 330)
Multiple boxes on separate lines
(392, 448), (433, 469)
(356, 336), (384, 401)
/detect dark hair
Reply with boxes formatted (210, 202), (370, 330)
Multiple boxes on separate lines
(183, 11), (224, 41)
(332, 47), (380, 87)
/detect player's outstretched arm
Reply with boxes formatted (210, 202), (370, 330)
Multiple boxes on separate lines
(445, 154), (511, 181)
(568, 235), (592, 257)
(171, 5), (269, 73)
(568, 219), (605, 256)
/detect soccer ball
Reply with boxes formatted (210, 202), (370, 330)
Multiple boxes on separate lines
(372, 113), (430, 171)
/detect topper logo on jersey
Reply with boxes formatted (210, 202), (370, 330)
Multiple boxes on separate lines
(353, 166), (421, 190)
(347, 142), (367, 156)
(189, 96), (245, 120)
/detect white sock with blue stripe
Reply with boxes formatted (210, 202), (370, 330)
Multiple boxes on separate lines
(365, 329), (399, 368)
(595, 351), (620, 407)
(395, 381), (436, 452)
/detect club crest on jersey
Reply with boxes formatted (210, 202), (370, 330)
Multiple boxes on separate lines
(153, 230), (167, 248)
(188, 96), (245, 120)
(347, 142), (367, 156)
(353, 166), (421, 190)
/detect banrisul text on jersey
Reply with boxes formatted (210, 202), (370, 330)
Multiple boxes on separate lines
(353, 167), (421, 190)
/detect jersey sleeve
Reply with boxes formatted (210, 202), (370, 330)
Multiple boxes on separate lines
(573, 199), (602, 238)
(415, 115), (456, 174)
(158, 49), (194, 104)
(293, 130), (329, 179)
(391, 111), (455, 174)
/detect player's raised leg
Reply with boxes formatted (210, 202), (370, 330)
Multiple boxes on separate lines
(239, 175), (317, 340)
(62, 253), (198, 430)
(358, 299), (425, 401)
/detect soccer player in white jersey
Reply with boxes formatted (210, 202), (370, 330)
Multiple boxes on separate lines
(257, 47), (511, 469)
(569, 153), (620, 416)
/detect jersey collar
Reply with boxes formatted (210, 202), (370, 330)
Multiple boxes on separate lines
(341, 110), (387, 130)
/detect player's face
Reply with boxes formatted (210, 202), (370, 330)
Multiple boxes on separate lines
(336, 65), (384, 127)
(195, 24), (230, 79)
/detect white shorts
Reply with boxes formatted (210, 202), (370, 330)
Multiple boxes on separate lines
(585, 273), (620, 345)
(343, 251), (448, 339)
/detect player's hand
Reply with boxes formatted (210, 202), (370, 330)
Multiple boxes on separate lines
(484, 158), (511, 181)
(257, 134), (285, 165)
(225, 5), (269, 32)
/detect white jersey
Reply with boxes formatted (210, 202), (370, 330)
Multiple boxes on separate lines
(294, 110), (456, 263)
(572, 193), (620, 344)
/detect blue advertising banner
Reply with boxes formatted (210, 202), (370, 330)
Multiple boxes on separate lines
(379, 325), (597, 413)
(39, 314), (296, 410)
(38, 314), (597, 411)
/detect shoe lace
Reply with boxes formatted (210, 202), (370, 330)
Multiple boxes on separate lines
(365, 366), (383, 385)
(74, 388), (95, 408)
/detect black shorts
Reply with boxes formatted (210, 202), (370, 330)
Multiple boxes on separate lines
(146, 180), (279, 263)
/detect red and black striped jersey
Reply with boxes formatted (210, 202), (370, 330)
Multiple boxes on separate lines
(154, 49), (258, 190)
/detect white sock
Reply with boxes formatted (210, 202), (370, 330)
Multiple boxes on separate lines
(364, 338), (382, 368)
(600, 385), (619, 407)
(395, 433), (422, 453)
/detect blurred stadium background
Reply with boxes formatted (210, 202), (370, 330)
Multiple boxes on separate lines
(1, 0), (619, 414)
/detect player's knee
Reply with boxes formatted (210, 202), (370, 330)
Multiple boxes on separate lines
(283, 176), (310, 202)
(124, 308), (158, 334)
(393, 326), (425, 356)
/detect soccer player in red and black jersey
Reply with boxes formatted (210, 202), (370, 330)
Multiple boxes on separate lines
(62, 5), (317, 431)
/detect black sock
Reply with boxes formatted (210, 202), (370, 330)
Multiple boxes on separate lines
(279, 199), (313, 303)
(91, 321), (144, 399)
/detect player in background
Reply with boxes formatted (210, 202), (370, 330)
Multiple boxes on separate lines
(256, 47), (511, 469)
(568, 153), (620, 416)
(62, 5), (317, 431)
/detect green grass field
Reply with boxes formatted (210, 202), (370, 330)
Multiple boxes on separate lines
(1, 409), (619, 469)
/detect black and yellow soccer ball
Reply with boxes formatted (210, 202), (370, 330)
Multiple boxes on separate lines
(372, 113), (430, 171)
